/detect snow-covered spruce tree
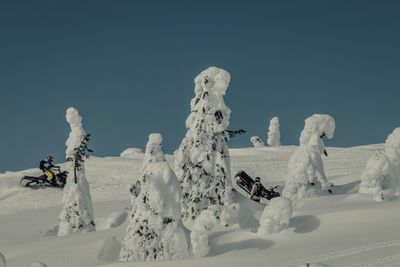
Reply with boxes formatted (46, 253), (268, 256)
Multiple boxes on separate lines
(258, 197), (292, 235)
(120, 133), (189, 262)
(250, 136), (264, 148)
(58, 107), (95, 237)
(359, 128), (400, 201)
(282, 114), (335, 201)
(267, 117), (281, 147)
(174, 67), (238, 228)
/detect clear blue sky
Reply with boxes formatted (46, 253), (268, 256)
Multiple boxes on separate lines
(1, 0), (399, 172)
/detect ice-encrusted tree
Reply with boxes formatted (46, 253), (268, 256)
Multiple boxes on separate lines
(58, 107), (95, 236)
(359, 128), (400, 201)
(250, 136), (264, 147)
(120, 133), (189, 262)
(174, 67), (238, 228)
(258, 197), (292, 235)
(267, 117), (281, 147)
(283, 114), (335, 201)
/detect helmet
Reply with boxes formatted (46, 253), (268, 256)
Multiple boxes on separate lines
(255, 177), (261, 182)
(47, 155), (54, 162)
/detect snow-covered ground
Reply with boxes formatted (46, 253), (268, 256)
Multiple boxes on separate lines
(1, 144), (400, 267)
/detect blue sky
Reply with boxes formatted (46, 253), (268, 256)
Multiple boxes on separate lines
(0, 0), (399, 172)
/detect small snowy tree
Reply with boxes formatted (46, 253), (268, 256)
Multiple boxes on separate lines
(359, 128), (400, 201)
(190, 209), (217, 257)
(267, 117), (281, 147)
(120, 133), (189, 262)
(283, 114), (335, 201)
(58, 107), (95, 236)
(174, 67), (238, 228)
(258, 197), (292, 235)
(250, 136), (264, 147)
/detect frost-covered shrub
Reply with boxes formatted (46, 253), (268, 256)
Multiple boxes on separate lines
(283, 114), (335, 201)
(250, 136), (264, 147)
(174, 67), (237, 228)
(0, 252), (6, 267)
(58, 107), (95, 236)
(120, 133), (189, 262)
(359, 128), (400, 201)
(258, 197), (292, 235)
(267, 117), (281, 147)
(120, 148), (144, 159)
(190, 209), (217, 257)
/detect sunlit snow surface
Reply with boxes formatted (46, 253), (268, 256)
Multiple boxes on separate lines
(2, 144), (400, 267)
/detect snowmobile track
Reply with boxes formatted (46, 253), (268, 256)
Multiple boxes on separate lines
(276, 239), (400, 267)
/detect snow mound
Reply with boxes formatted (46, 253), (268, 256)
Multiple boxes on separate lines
(97, 210), (128, 230)
(30, 263), (47, 267)
(0, 252), (5, 267)
(97, 237), (122, 262)
(251, 136), (264, 147)
(120, 148), (144, 159)
(258, 197), (292, 235)
(359, 127), (400, 201)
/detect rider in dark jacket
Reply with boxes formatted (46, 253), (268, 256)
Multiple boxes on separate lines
(250, 177), (262, 202)
(39, 155), (60, 184)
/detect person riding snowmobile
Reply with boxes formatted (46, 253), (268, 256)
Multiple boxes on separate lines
(250, 177), (263, 202)
(39, 155), (61, 185)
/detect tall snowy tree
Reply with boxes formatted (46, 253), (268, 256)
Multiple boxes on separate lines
(174, 67), (238, 228)
(359, 128), (400, 201)
(267, 117), (281, 147)
(58, 107), (95, 236)
(120, 133), (189, 262)
(282, 114), (335, 201)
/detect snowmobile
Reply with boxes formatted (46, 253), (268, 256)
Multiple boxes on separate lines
(234, 170), (280, 200)
(20, 169), (68, 189)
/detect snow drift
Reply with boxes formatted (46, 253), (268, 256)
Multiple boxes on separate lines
(258, 197), (292, 235)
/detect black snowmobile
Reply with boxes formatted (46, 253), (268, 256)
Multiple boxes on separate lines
(234, 170), (280, 201)
(20, 169), (68, 189)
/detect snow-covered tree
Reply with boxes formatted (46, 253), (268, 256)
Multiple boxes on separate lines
(267, 117), (281, 147)
(174, 67), (238, 228)
(120, 133), (189, 262)
(190, 209), (217, 257)
(250, 136), (264, 147)
(258, 197), (292, 235)
(359, 128), (400, 201)
(283, 114), (335, 201)
(58, 107), (95, 236)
